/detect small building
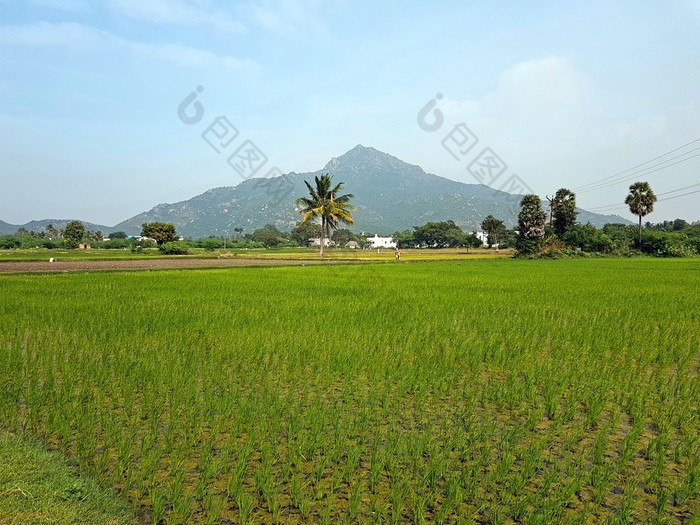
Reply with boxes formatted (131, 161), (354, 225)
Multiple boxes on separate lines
(78, 243), (91, 249)
(308, 237), (332, 247)
(345, 241), (359, 249)
(474, 231), (488, 246)
(366, 234), (396, 249)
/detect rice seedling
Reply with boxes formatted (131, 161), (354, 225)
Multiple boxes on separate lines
(0, 258), (697, 523)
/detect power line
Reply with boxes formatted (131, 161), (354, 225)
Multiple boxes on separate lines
(573, 137), (700, 191)
(655, 183), (700, 197)
(576, 148), (700, 194)
(584, 186), (700, 212)
(657, 188), (700, 202)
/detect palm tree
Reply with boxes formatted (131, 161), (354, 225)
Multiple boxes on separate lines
(296, 174), (356, 258)
(625, 182), (657, 246)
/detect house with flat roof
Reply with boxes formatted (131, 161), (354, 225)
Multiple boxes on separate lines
(366, 234), (396, 249)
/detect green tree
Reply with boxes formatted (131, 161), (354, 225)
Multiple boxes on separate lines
(84, 230), (103, 243)
(0, 236), (22, 249)
(141, 222), (177, 246)
(464, 233), (484, 249)
(252, 224), (284, 248)
(63, 221), (85, 246)
(296, 174), (356, 258)
(517, 195), (547, 254)
(290, 221), (323, 245)
(413, 220), (467, 248)
(562, 224), (615, 253)
(625, 182), (657, 246)
(46, 224), (59, 239)
(391, 229), (415, 249)
(108, 231), (128, 239)
(331, 228), (359, 245)
(551, 188), (578, 236)
(480, 215), (506, 248)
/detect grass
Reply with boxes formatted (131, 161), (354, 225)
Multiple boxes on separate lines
(0, 246), (513, 262)
(232, 247), (514, 261)
(0, 257), (698, 523)
(0, 429), (138, 525)
(0, 248), (166, 261)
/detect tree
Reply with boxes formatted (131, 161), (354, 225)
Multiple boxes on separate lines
(413, 221), (459, 248)
(252, 224), (284, 248)
(463, 232), (484, 249)
(296, 174), (355, 258)
(47, 224), (59, 239)
(290, 221), (323, 245)
(332, 228), (360, 245)
(392, 229), (415, 249)
(85, 230), (103, 243)
(63, 221), (85, 245)
(108, 231), (128, 239)
(517, 195), (547, 254)
(481, 215), (506, 248)
(141, 222), (176, 246)
(625, 182), (657, 245)
(551, 188), (578, 236)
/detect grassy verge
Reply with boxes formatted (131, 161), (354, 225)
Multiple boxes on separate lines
(0, 429), (139, 525)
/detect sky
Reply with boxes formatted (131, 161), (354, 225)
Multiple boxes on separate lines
(1, 0), (699, 227)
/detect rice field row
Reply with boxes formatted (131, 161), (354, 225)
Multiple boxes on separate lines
(0, 258), (698, 523)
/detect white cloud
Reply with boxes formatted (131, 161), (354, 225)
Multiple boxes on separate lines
(0, 21), (255, 69)
(440, 56), (594, 158)
(407, 56), (699, 212)
(108, 0), (245, 33)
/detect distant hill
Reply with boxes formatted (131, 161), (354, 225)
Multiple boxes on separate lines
(2, 145), (631, 237)
(0, 219), (112, 236)
(112, 145), (631, 237)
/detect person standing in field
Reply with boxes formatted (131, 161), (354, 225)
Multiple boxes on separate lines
(395, 246), (400, 261)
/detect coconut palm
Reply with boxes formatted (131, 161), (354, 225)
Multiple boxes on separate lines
(625, 182), (657, 245)
(296, 174), (356, 258)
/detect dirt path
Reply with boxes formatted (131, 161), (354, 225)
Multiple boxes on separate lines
(0, 257), (338, 273)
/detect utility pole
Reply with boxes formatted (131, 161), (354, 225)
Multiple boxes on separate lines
(546, 195), (556, 227)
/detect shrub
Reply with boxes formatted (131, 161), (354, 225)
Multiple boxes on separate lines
(0, 237), (22, 249)
(94, 239), (132, 249)
(197, 239), (224, 251)
(159, 242), (190, 255)
(640, 231), (694, 257)
(562, 224), (614, 253)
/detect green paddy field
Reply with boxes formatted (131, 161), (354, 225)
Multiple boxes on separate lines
(0, 258), (698, 524)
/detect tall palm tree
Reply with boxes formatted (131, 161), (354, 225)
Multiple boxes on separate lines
(625, 181), (657, 246)
(296, 174), (356, 258)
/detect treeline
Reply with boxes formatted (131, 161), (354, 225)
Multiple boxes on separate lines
(502, 185), (699, 257)
(2, 202), (698, 257)
(0, 225), (157, 251)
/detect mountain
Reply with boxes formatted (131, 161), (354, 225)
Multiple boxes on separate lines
(112, 145), (631, 236)
(0, 220), (15, 235)
(0, 219), (112, 236)
(1, 146), (631, 237)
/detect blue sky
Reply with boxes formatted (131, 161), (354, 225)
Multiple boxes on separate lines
(1, 0), (699, 226)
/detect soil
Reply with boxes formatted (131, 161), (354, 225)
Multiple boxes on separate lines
(0, 257), (337, 273)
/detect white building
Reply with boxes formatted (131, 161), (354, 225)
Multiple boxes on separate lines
(308, 237), (332, 247)
(474, 231), (488, 246)
(366, 234), (396, 249)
